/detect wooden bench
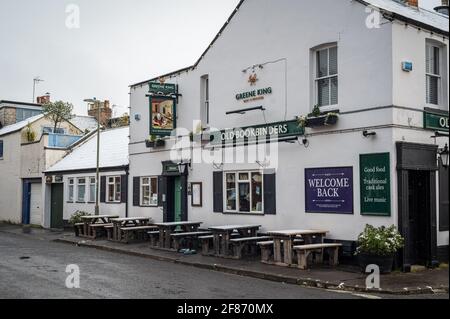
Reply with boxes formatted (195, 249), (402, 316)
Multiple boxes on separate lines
(171, 231), (212, 251)
(120, 226), (158, 243)
(293, 243), (342, 270)
(88, 223), (113, 239)
(199, 233), (242, 255)
(257, 239), (304, 262)
(147, 231), (160, 247)
(74, 223), (84, 237)
(105, 225), (114, 240)
(229, 236), (271, 259)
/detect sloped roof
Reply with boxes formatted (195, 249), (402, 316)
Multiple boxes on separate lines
(46, 127), (129, 173)
(130, 0), (448, 88)
(362, 0), (449, 33)
(70, 115), (98, 132)
(0, 114), (44, 137)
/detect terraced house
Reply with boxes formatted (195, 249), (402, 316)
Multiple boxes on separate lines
(125, 0), (449, 270)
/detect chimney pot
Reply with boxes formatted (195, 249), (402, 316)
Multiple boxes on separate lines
(405, 0), (419, 7)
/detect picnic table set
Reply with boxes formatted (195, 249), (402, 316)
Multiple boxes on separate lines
(75, 215), (342, 270)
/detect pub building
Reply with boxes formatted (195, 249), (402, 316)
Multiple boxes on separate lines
(128, 0), (449, 269)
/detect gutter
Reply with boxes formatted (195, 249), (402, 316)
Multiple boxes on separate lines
(355, 0), (449, 37)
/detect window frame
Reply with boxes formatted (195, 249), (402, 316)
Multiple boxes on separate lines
(107, 176), (121, 203)
(140, 176), (159, 207)
(68, 178), (74, 202)
(88, 177), (96, 203)
(426, 43), (442, 106)
(223, 170), (264, 214)
(77, 177), (86, 203)
(314, 45), (338, 109)
(201, 75), (210, 127)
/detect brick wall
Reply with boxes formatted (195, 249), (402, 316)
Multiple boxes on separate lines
(0, 107), (17, 127)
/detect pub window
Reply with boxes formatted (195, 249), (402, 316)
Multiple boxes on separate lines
(68, 178), (74, 202)
(426, 42), (445, 106)
(200, 75), (210, 127)
(224, 171), (263, 213)
(315, 46), (338, 107)
(77, 178), (86, 202)
(0, 140), (3, 159)
(141, 177), (158, 206)
(89, 177), (96, 203)
(107, 176), (121, 203)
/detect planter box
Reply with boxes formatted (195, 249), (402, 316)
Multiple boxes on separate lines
(306, 114), (339, 128)
(358, 253), (394, 274)
(146, 139), (166, 148)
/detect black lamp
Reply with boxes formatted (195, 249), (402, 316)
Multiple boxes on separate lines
(178, 160), (191, 174)
(439, 144), (449, 168)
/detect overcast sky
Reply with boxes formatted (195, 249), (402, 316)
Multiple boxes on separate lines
(0, 0), (443, 116)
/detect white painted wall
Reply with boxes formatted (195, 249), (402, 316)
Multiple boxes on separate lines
(0, 132), (23, 223)
(392, 22), (449, 111)
(0, 117), (84, 225)
(128, 0), (448, 246)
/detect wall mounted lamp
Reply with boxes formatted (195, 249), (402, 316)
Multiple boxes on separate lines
(438, 144), (449, 168)
(363, 130), (377, 138)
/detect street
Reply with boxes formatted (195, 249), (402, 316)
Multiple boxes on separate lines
(0, 231), (447, 299)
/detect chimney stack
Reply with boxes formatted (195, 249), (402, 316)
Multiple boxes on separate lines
(434, 0), (449, 15)
(87, 99), (112, 127)
(405, 0), (419, 8)
(36, 92), (51, 104)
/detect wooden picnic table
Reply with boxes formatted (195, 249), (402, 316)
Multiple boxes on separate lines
(266, 229), (328, 266)
(80, 215), (119, 238)
(110, 217), (151, 242)
(154, 221), (203, 249)
(208, 225), (261, 257)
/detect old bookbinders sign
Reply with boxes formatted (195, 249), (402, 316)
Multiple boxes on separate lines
(305, 167), (354, 214)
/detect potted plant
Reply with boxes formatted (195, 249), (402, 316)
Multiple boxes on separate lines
(25, 123), (36, 142)
(304, 105), (339, 128)
(146, 135), (165, 148)
(297, 115), (308, 130)
(356, 224), (404, 274)
(69, 211), (91, 236)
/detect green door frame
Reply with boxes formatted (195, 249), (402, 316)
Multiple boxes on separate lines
(161, 161), (189, 223)
(51, 183), (64, 229)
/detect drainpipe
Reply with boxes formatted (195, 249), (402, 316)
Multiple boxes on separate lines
(125, 166), (129, 218)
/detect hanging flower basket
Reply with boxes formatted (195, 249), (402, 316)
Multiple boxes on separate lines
(146, 139), (166, 148)
(306, 113), (339, 128)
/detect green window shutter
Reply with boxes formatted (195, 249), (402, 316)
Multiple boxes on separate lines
(213, 172), (223, 213)
(133, 177), (140, 207)
(264, 173), (276, 215)
(100, 176), (106, 203)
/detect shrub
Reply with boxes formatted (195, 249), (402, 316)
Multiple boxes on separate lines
(69, 211), (92, 225)
(356, 224), (404, 256)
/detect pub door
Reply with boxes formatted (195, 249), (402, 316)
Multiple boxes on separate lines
(408, 170), (432, 266)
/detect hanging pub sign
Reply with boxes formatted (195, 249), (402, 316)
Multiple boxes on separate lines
(149, 81), (178, 136)
(150, 97), (176, 136)
(305, 167), (354, 214)
(210, 120), (304, 146)
(423, 110), (449, 132)
(360, 153), (391, 216)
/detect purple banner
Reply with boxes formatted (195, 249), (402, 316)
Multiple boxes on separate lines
(305, 167), (354, 214)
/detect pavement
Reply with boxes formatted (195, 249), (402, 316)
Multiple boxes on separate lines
(0, 224), (448, 299)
